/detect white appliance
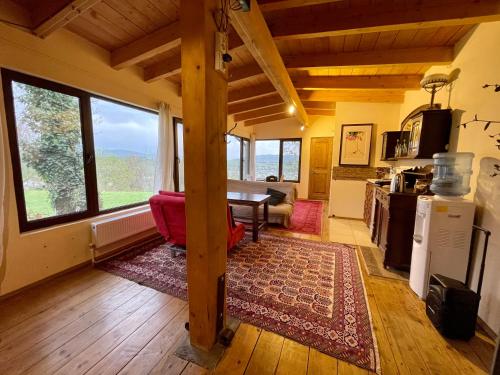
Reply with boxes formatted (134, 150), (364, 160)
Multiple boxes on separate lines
(329, 179), (366, 219)
(409, 195), (475, 299)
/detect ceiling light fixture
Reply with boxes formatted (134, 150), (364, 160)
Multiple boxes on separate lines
(420, 73), (449, 108)
(300, 125), (305, 131)
(288, 105), (296, 114)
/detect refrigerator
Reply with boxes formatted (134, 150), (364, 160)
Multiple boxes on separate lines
(409, 195), (475, 299)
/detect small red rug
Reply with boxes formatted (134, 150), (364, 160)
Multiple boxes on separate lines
(98, 234), (379, 373)
(286, 199), (323, 235)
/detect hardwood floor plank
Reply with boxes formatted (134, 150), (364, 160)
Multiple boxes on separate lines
(368, 278), (429, 374)
(358, 249), (405, 375)
(337, 360), (370, 374)
(23, 287), (159, 375)
(0, 272), (122, 351)
(213, 323), (261, 375)
(86, 298), (186, 374)
(0, 268), (107, 333)
(182, 362), (209, 375)
(118, 307), (190, 375)
(53, 291), (175, 374)
(395, 282), (488, 374)
(276, 338), (309, 375)
(307, 348), (338, 375)
(245, 330), (284, 375)
(0, 281), (144, 375)
(147, 332), (190, 375)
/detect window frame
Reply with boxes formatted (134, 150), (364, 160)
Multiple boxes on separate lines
(172, 117), (183, 192)
(2, 68), (159, 232)
(255, 137), (302, 183)
(172, 119), (251, 189)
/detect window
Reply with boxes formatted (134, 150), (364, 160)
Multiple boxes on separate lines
(227, 135), (241, 180)
(242, 138), (250, 180)
(255, 138), (301, 182)
(91, 97), (158, 211)
(172, 123), (250, 188)
(173, 118), (184, 192)
(2, 69), (159, 231)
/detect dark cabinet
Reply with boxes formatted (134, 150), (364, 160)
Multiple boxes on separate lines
(363, 182), (375, 227)
(371, 187), (418, 271)
(399, 109), (452, 159)
(380, 131), (409, 160)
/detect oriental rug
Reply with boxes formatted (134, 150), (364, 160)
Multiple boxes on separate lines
(98, 233), (380, 373)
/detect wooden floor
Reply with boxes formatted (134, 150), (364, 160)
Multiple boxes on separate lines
(0, 217), (495, 375)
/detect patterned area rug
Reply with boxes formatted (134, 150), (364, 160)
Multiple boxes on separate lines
(98, 234), (380, 373)
(283, 199), (323, 235)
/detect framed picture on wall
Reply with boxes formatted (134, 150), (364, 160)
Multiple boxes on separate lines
(339, 123), (373, 166)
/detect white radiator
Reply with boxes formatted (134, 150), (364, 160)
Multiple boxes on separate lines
(90, 208), (158, 262)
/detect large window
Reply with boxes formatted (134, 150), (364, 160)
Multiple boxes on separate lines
(173, 118), (184, 192)
(3, 69), (159, 231)
(91, 97), (158, 211)
(227, 135), (250, 181)
(255, 138), (301, 182)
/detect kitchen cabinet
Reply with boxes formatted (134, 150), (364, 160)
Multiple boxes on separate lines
(398, 109), (451, 159)
(380, 131), (409, 161)
(371, 186), (418, 271)
(363, 182), (375, 227)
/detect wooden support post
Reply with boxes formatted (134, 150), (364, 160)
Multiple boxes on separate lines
(181, 0), (228, 351)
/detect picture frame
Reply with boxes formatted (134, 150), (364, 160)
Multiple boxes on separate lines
(339, 123), (373, 166)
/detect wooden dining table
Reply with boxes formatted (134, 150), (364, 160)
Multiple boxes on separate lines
(227, 192), (271, 242)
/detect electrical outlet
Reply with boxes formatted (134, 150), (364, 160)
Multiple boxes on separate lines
(215, 31), (228, 75)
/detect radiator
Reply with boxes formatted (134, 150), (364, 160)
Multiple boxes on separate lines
(90, 208), (159, 263)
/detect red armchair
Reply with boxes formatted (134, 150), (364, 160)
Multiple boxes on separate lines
(149, 191), (245, 251)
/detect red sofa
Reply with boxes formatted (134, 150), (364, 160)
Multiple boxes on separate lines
(149, 191), (245, 250)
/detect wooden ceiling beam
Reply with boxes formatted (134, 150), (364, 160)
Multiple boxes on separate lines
(230, 0), (308, 125)
(228, 82), (276, 103)
(306, 109), (336, 116)
(142, 30), (244, 82)
(111, 21), (180, 69)
(258, 0), (343, 12)
(267, 0), (500, 40)
(244, 112), (293, 126)
(298, 89), (405, 103)
(34, 0), (101, 38)
(293, 75), (423, 90)
(302, 101), (336, 110)
(234, 103), (288, 121)
(229, 63), (263, 83)
(228, 93), (283, 114)
(284, 47), (454, 69)
(0, 0), (32, 29)
(143, 54), (181, 82)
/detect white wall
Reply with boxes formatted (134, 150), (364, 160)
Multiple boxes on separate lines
(334, 102), (402, 168)
(400, 22), (500, 333)
(0, 25), (182, 295)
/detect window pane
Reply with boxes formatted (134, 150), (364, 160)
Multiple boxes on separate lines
(242, 139), (250, 180)
(282, 140), (301, 181)
(255, 140), (280, 180)
(176, 121), (184, 191)
(91, 98), (158, 210)
(227, 135), (241, 180)
(12, 81), (87, 221)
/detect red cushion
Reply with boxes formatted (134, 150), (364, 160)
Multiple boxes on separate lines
(149, 194), (243, 250)
(159, 190), (185, 197)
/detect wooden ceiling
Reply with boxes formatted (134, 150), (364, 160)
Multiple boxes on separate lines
(2, 0), (500, 126)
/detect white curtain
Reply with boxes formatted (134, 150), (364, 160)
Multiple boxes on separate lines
(154, 102), (175, 192)
(0, 116), (6, 268)
(249, 133), (256, 181)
